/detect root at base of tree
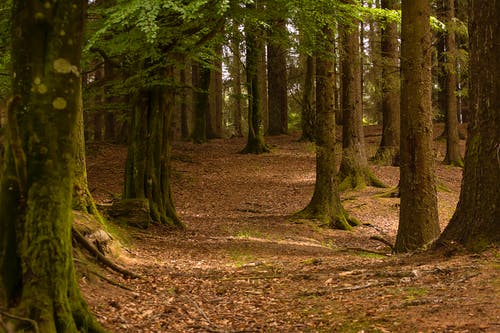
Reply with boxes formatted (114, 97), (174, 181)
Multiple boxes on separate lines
(291, 208), (360, 231)
(0, 308), (39, 333)
(72, 228), (141, 279)
(338, 168), (387, 192)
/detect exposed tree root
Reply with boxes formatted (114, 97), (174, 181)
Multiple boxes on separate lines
(371, 147), (399, 166)
(0, 308), (39, 333)
(239, 143), (271, 154)
(375, 185), (400, 198)
(291, 207), (359, 231)
(72, 228), (141, 279)
(338, 168), (387, 192)
(369, 236), (395, 252)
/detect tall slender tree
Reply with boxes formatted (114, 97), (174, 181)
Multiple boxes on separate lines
(241, 1), (270, 153)
(293, 25), (358, 230)
(373, 0), (400, 165)
(396, 0), (440, 252)
(267, 3), (288, 135)
(442, 0), (463, 167)
(338, 0), (385, 191)
(300, 54), (316, 141)
(0, 1), (105, 331)
(437, 0), (499, 250)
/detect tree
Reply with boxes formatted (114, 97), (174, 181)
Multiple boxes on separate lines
(241, 1), (270, 154)
(373, 0), (400, 165)
(300, 54), (316, 142)
(436, 0), (499, 251)
(442, 0), (463, 167)
(92, 0), (226, 227)
(395, 0), (440, 252)
(338, 0), (385, 191)
(191, 61), (211, 143)
(292, 25), (358, 230)
(0, 1), (105, 331)
(300, 55), (316, 142)
(267, 3), (289, 135)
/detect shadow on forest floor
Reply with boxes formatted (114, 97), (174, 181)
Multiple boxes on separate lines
(82, 125), (498, 333)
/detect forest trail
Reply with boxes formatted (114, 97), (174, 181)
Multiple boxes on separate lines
(83, 128), (499, 333)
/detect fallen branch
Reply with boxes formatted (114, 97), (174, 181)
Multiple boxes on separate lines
(72, 228), (141, 279)
(0, 308), (39, 333)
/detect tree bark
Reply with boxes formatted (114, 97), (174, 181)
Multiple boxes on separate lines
(267, 17), (288, 135)
(437, 0), (499, 251)
(0, 1), (105, 331)
(191, 62), (210, 143)
(292, 26), (357, 230)
(396, 0), (440, 252)
(373, 0), (400, 165)
(338, 3), (384, 191)
(300, 54), (316, 142)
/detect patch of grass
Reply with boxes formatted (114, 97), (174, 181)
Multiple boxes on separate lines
(354, 251), (388, 259)
(234, 229), (264, 239)
(227, 249), (256, 268)
(403, 287), (429, 301)
(337, 320), (385, 333)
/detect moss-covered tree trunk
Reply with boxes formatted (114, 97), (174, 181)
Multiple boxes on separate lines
(300, 54), (316, 142)
(292, 26), (357, 230)
(267, 15), (288, 135)
(373, 0), (400, 166)
(442, 0), (463, 167)
(241, 2), (269, 154)
(436, 0), (499, 251)
(338, 5), (384, 191)
(396, 0), (440, 253)
(124, 71), (183, 228)
(0, 2), (105, 332)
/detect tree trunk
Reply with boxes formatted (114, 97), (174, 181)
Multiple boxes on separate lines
(373, 0), (400, 165)
(241, 2), (269, 154)
(292, 26), (357, 230)
(437, 0), (499, 251)
(396, 0), (440, 252)
(180, 58), (191, 140)
(209, 44), (224, 138)
(300, 54), (316, 142)
(267, 17), (288, 135)
(338, 5), (384, 191)
(0, 2), (105, 331)
(442, 0), (463, 167)
(191, 62), (210, 143)
(230, 28), (243, 137)
(123, 73), (183, 228)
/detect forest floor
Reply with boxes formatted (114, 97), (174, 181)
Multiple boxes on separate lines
(82, 125), (499, 333)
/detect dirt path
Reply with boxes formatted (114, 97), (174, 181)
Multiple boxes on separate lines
(83, 132), (499, 333)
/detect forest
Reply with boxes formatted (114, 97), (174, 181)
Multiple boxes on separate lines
(0, 0), (498, 332)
